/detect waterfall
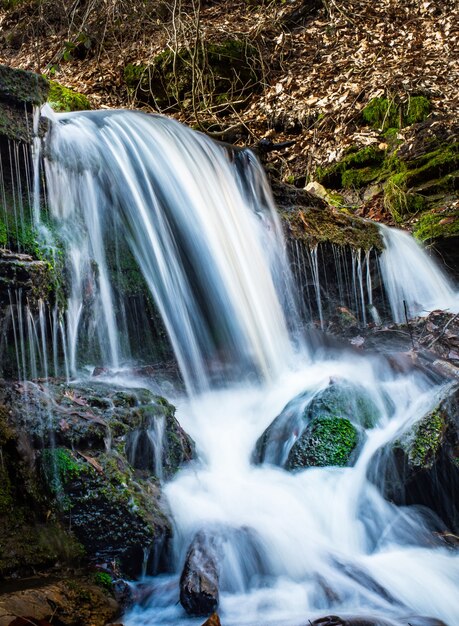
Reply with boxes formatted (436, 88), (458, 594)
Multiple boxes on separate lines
(379, 224), (459, 322)
(29, 109), (459, 626)
(41, 108), (297, 392)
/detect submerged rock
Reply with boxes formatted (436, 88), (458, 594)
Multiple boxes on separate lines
(180, 530), (221, 616)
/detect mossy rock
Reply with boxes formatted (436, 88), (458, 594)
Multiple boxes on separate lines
(254, 379), (379, 467)
(397, 409), (446, 471)
(368, 388), (459, 533)
(126, 399), (195, 479)
(39, 446), (171, 577)
(362, 95), (430, 131)
(306, 380), (381, 429)
(0, 63), (49, 106)
(413, 209), (459, 242)
(383, 142), (459, 221)
(317, 146), (386, 190)
(281, 204), (383, 250)
(286, 415), (359, 469)
(48, 80), (91, 112)
(124, 39), (261, 110)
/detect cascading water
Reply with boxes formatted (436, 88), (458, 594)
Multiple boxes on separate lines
(35, 109), (459, 626)
(379, 224), (459, 322)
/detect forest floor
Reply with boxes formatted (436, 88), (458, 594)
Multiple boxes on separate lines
(1, 0), (458, 223)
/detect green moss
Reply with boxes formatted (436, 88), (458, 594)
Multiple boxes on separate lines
(403, 410), (445, 469)
(363, 97), (399, 131)
(413, 210), (459, 242)
(281, 205), (383, 250)
(362, 95), (431, 132)
(41, 447), (86, 495)
(0, 64), (49, 106)
(317, 146), (385, 189)
(383, 143), (458, 221)
(287, 416), (359, 469)
(48, 80), (91, 112)
(94, 571), (113, 590)
(405, 96), (431, 125)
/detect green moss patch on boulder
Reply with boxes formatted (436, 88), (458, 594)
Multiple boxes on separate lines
(124, 39), (261, 111)
(287, 415), (359, 469)
(48, 79), (91, 112)
(1, 379), (195, 577)
(413, 209), (459, 243)
(368, 387), (459, 533)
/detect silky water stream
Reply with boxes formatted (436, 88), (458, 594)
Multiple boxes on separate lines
(36, 108), (459, 626)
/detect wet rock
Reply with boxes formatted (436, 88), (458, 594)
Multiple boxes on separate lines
(368, 386), (459, 533)
(0, 251), (53, 306)
(180, 530), (221, 617)
(254, 378), (379, 467)
(0, 64), (48, 143)
(310, 617), (448, 626)
(286, 415), (359, 469)
(0, 578), (118, 626)
(0, 379), (196, 578)
(125, 399), (195, 479)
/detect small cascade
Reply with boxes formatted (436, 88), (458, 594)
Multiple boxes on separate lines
(2, 289), (69, 381)
(288, 239), (382, 328)
(379, 224), (459, 322)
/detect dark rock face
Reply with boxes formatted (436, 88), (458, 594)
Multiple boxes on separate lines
(254, 379), (379, 468)
(0, 380), (195, 579)
(0, 64), (48, 142)
(368, 386), (459, 533)
(180, 530), (221, 617)
(0, 250), (52, 305)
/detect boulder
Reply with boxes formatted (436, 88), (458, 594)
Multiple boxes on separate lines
(254, 378), (379, 468)
(0, 380), (196, 578)
(180, 530), (221, 616)
(368, 386), (459, 533)
(0, 578), (118, 626)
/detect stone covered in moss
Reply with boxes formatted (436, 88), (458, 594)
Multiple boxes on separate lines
(398, 409), (446, 470)
(286, 415), (359, 469)
(124, 39), (261, 110)
(362, 95), (431, 131)
(0, 63), (48, 106)
(1, 379), (195, 577)
(317, 146), (386, 190)
(0, 389), (84, 579)
(254, 379), (377, 468)
(413, 209), (459, 242)
(281, 203), (383, 251)
(369, 388), (459, 533)
(0, 64), (49, 142)
(48, 79), (91, 112)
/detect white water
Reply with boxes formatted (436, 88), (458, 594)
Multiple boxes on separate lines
(37, 110), (459, 625)
(379, 224), (459, 323)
